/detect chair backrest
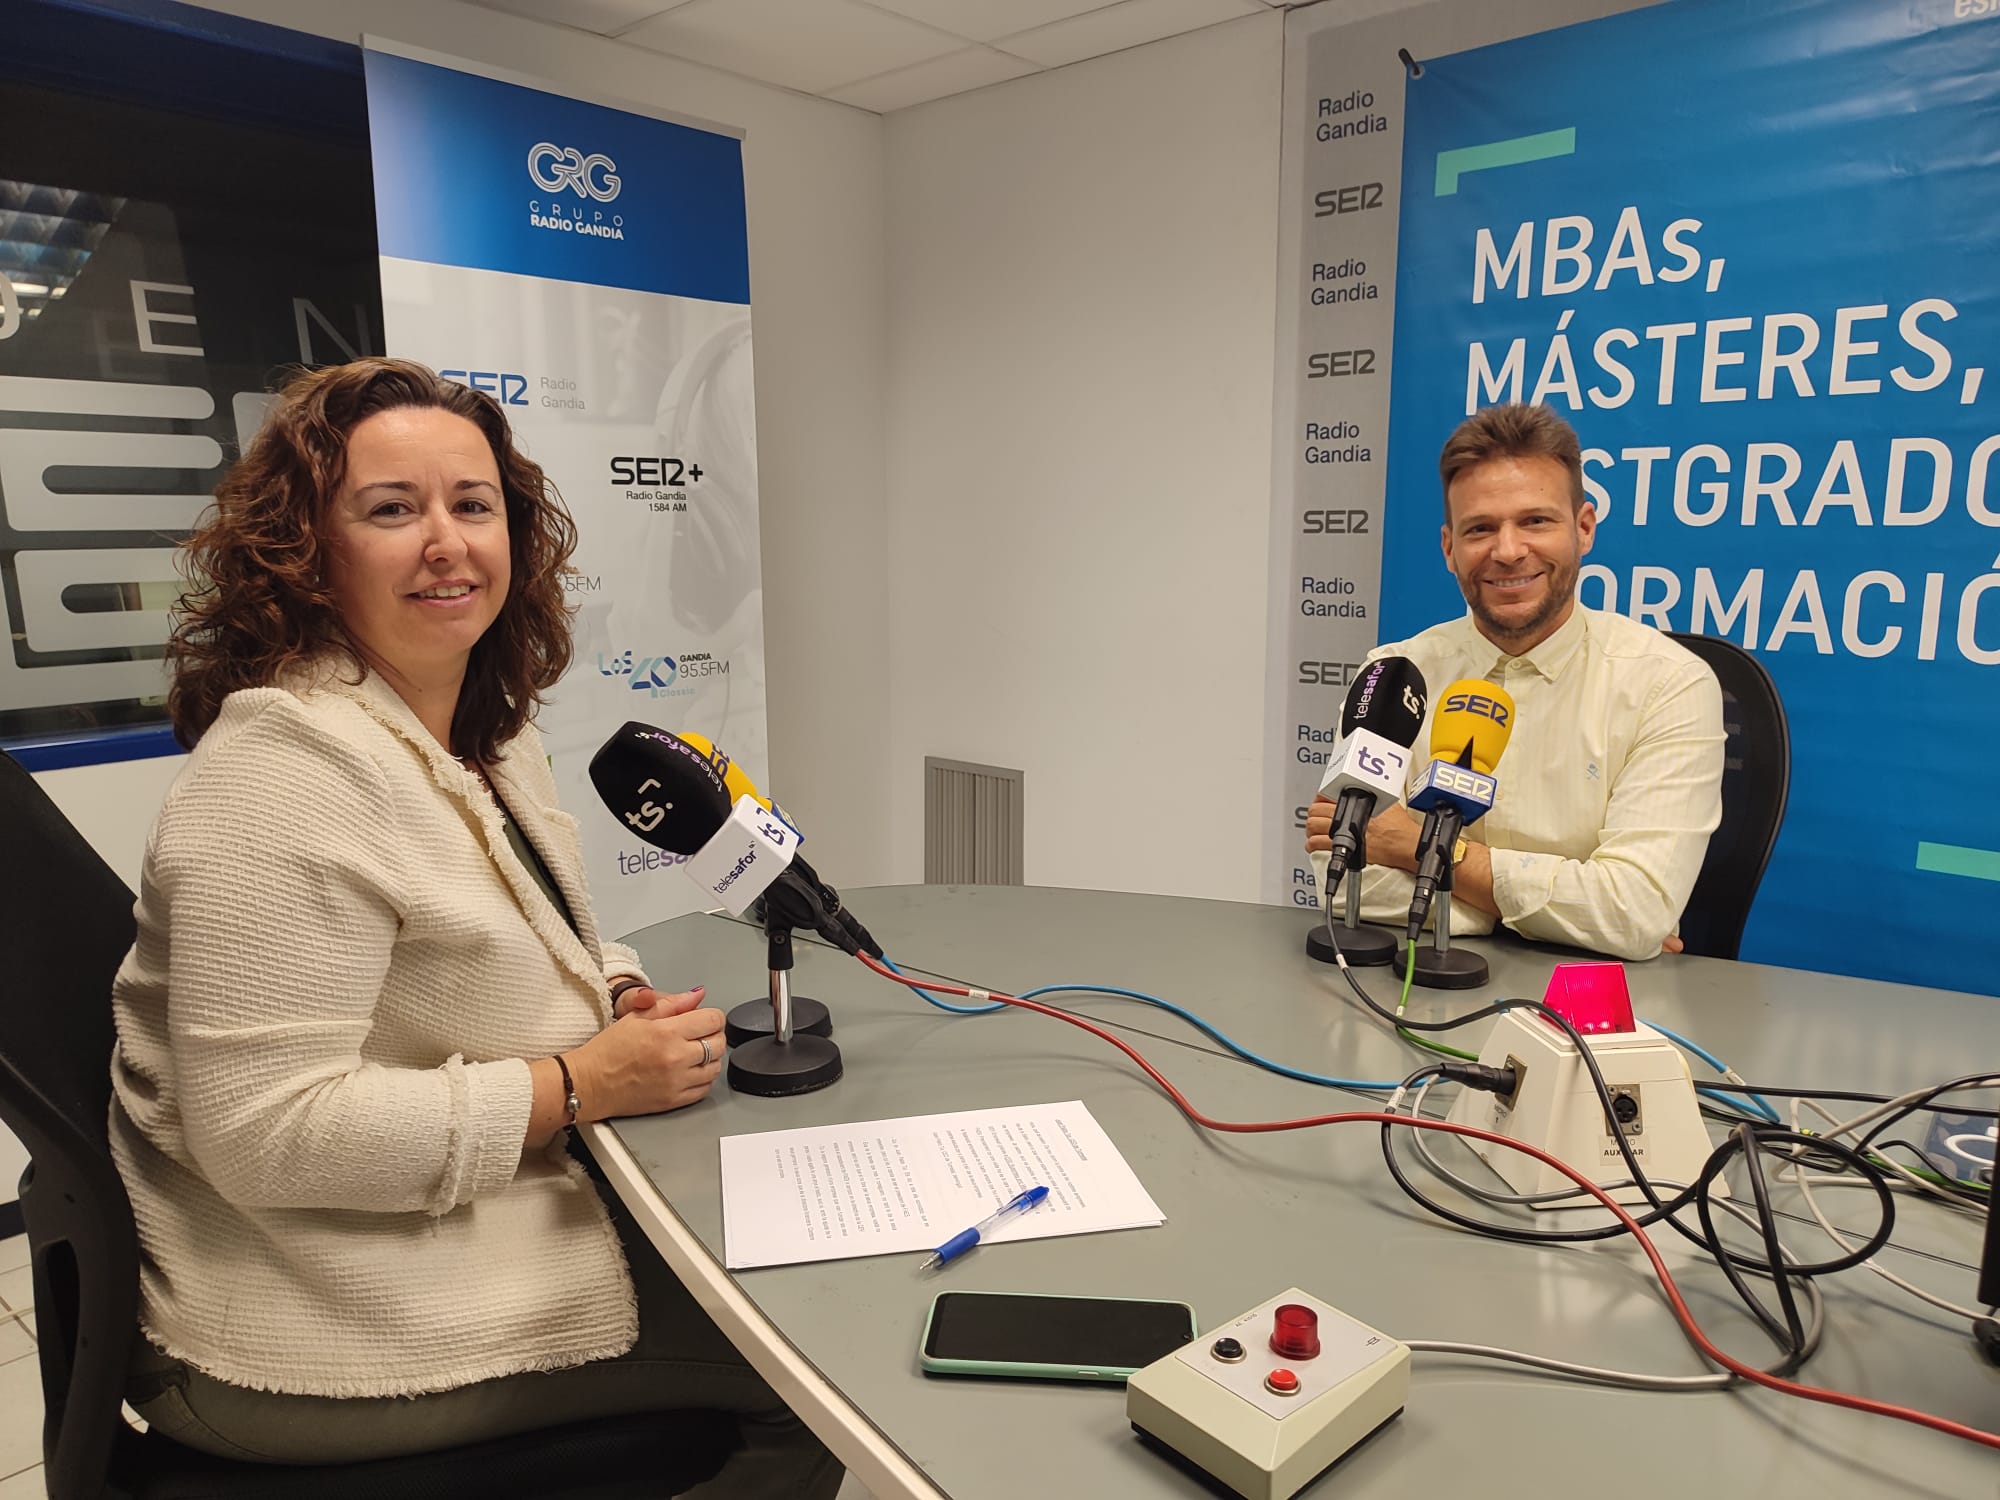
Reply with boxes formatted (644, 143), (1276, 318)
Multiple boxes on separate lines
(0, 749), (143, 1500)
(1665, 633), (1790, 961)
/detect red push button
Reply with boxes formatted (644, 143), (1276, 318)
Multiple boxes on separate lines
(1265, 1368), (1301, 1396)
(1269, 1304), (1320, 1361)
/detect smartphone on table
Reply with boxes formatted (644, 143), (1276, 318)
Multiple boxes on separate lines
(919, 1290), (1197, 1383)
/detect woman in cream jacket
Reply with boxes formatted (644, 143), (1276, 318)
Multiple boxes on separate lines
(108, 358), (839, 1496)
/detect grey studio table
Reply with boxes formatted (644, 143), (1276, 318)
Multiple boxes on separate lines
(584, 885), (2000, 1500)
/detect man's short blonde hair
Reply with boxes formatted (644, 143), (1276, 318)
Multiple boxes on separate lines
(1438, 403), (1585, 521)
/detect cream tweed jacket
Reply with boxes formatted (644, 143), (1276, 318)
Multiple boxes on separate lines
(109, 669), (650, 1397)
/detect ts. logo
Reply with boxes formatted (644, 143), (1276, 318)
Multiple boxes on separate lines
(528, 143), (622, 202)
(626, 777), (670, 833)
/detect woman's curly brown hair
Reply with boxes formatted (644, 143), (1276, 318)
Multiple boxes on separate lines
(168, 358), (578, 762)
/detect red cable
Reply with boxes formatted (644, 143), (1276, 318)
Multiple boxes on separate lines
(856, 951), (2000, 1452)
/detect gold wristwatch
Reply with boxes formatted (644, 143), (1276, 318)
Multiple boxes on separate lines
(1452, 835), (1470, 866)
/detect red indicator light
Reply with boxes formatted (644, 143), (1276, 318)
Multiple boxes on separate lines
(1269, 1304), (1320, 1361)
(1540, 962), (1636, 1036)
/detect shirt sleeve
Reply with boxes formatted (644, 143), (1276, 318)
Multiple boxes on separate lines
(159, 711), (533, 1215)
(601, 940), (649, 989)
(1487, 659), (1725, 961)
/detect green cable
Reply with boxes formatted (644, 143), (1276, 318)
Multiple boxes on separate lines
(1394, 938), (1479, 1061)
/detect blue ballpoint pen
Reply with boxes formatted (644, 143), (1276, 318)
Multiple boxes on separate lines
(919, 1185), (1050, 1271)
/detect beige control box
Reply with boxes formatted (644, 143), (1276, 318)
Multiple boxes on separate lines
(1127, 1288), (1408, 1500)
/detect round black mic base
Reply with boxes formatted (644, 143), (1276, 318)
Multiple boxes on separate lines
(1305, 920), (1398, 967)
(727, 1033), (843, 1097)
(1410, 945), (1489, 990)
(725, 995), (832, 1048)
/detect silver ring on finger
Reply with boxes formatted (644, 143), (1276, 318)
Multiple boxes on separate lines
(698, 1035), (714, 1067)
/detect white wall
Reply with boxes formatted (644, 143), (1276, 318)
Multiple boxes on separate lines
(880, 12), (1285, 900)
(48, 0), (895, 896)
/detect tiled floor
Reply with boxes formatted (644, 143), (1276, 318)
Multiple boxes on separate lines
(0, 1232), (42, 1499)
(0, 1231), (876, 1500)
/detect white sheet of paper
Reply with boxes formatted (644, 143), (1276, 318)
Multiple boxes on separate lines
(719, 1100), (1165, 1269)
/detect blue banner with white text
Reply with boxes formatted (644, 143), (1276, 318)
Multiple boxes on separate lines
(364, 45), (767, 941)
(1385, 0), (2000, 993)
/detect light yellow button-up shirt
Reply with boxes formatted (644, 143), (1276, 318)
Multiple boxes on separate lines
(1354, 604), (1725, 961)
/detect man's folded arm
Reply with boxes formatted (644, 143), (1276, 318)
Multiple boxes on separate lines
(1488, 664), (1725, 960)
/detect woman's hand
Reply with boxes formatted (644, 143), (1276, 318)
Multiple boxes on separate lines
(569, 1001), (727, 1121)
(612, 983), (705, 1020)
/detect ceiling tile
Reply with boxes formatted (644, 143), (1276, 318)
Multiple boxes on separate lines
(468, 0), (694, 34)
(997, 0), (1263, 69)
(860, 0), (1115, 44)
(827, 44), (1040, 112)
(623, 0), (962, 94)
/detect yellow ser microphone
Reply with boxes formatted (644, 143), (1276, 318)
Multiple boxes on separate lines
(675, 731), (798, 833)
(672, 733), (878, 960)
(1405, 680), (1517, 940)
(1426, 679), (1516, 776)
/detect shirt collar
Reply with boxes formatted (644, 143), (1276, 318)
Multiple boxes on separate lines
(1453, 601), (1590, 683)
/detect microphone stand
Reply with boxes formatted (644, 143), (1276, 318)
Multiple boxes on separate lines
(725, 936), (834, 1048)
(1409, 826), (1489, 990)
(1304, 817), (1397, 968)
(725, 903), (844, 1098)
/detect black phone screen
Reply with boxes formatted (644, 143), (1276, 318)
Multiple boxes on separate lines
(923, 1292), (1195, 1368)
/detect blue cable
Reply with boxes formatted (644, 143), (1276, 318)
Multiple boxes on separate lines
(878, 954), (1405, 1090)
(877, 955), (1780, 1114)
(1647, 1020), (1781, 1122)
(876, 954), (1005, 1014)
(1693, 1083), (1784, 1122)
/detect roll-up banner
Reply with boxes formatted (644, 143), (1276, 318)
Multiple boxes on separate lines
(1383, 0), (2000, 993)
(362, 42), (767, 940)
(1261, 6), (1409, 916)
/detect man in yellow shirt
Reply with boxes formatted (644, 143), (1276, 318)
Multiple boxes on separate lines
(1306, 404), (1724, 961)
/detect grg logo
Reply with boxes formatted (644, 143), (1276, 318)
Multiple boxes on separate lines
(528, 143), (621, 202)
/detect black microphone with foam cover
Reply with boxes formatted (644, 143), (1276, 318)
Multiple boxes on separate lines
(588, 723), (870, 960)
(1317, 656), (1429, 896)
(588, 722), (733, 856)
(592, 723), (846, 1095)
(1339, 655), (1428, 742)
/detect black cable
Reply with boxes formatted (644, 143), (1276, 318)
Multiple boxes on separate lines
(1697, 1125), (1807, 1366)
(1702, 1081), (2000, 1122)
(1871, 1139), (1991, 1204)
(1843, 1076), (2000, 1156)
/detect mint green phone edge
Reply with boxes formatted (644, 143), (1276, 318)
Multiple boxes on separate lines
(917, 1291), (1199, 1383)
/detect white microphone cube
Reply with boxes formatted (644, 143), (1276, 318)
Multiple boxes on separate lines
(683, 795), (798, 914)
(1316, 727), (1411, 803)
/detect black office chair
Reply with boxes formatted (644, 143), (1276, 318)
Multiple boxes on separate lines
(1666, 633), (1790, 961)
(0, 749), (734, 1499)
